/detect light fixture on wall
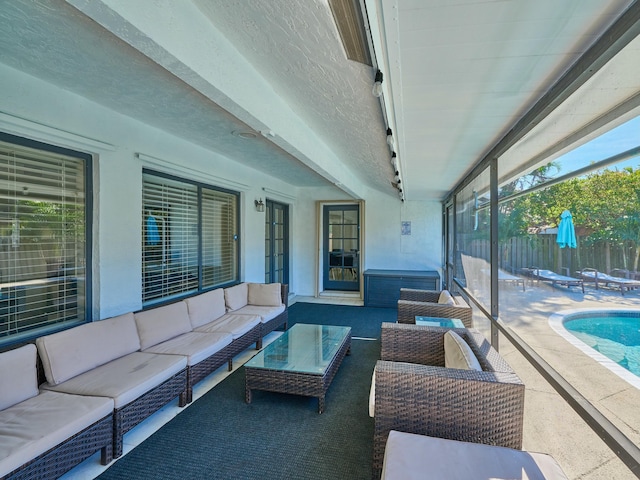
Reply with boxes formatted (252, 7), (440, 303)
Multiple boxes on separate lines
(372, 69), (383, 97)
(254, 198), (265, 212)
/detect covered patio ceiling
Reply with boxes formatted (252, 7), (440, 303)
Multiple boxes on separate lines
(0, 1), (637, 201)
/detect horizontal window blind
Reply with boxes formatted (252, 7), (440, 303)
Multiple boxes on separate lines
(142, 173), (198, 304)
(142, 171), (239, 306)
(202, 187), (237, 287)
(0, 138), (86, 345)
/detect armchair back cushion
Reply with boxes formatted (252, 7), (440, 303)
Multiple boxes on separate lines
(185, 288), (226, 329)
(0, 344), (39, 411)
(37, 313), (140, 386)
(134, 302), (193, 350)
(444, 330), (482, 371)
(248, 282), (282, 306)
(225, 283), (248, 311)
(437, 290), (456, 305)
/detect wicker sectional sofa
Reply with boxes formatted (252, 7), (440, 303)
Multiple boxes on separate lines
(0, 282), (288, 479)
(0, 345), (114, 480)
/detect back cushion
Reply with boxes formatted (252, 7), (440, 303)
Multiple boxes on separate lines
(36, 312), (141, 386)
(444, 331), (482, 371)
(0, 344), (39, 411)
(134, 301), (193, 350)
(185, 289), (226, 329)
(438, 290), (456, 305)
(248, 283), (282, 306)
(224, 283), (248, 311)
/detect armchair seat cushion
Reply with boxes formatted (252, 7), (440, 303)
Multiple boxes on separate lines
(0, 391), (113, 477)
(194, 313), (261, 339)
(381, 431), (567, 480)
(41, 352), (186, 408)
(143, 331), (233, 366)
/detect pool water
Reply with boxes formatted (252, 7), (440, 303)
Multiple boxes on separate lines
(565, 315), (640, 376)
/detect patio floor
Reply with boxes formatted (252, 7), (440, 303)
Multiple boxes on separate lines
(59, 286), (640, 479)
(476, 279), (640, 479)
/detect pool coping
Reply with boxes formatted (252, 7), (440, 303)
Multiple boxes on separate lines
(548, 308), (640, 390)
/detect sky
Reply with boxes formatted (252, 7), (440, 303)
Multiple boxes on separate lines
(552, 115), (640, 176)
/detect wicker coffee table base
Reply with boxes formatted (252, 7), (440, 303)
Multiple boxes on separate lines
(245, 333), (351, 414)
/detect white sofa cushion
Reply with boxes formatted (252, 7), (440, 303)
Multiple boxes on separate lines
(444, 331), (482, 371)
(224, 283), (248, 311)
(0, 391), (113, 477)
(185, 289), (226, 329)
(233, 304), (285, 323)
(41, 352), (186, 409)
(194, 313), (261, 339)
(36, 312), (141, 386)
(143, 332), (233, 366)
(248, 282), (282, 306)
(0, 344), (39, 412)
(134, 302), (193, 350)
(381, 431), (568, 480)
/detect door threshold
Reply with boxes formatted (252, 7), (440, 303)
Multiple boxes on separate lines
(320, 290), (361, 298)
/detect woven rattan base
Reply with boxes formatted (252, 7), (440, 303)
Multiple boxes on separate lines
(114, 368), (187, 458)
(245, 328), (351, 414)
(3, 413), (113, 480)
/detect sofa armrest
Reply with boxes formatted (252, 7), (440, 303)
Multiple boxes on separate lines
(397, 299), (473, 327)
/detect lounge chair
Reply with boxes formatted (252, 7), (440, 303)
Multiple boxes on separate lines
(579, 268), (640, 295)
(497, 268), (526, 291)
(525, 268), (584, 293)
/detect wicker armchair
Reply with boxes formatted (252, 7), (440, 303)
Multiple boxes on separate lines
(397, 288), (473, 327)
(371, 322), (525, 479)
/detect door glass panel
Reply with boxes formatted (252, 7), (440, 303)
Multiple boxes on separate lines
(265, 200), (289, 285)
(323, 205), (360, 291)
(344, 210), (357, 224)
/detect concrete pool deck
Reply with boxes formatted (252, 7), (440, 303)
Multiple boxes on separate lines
(475, 280), (640, 479)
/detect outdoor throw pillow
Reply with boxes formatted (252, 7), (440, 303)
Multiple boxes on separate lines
(438, 290), (456, 305)
(444, 331), (482, 371)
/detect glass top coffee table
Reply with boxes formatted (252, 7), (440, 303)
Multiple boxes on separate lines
(244, 323), (351, 413)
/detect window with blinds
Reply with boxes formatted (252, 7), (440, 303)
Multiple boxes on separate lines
(142, 171), (239, 305)
(0, 134), (89, 346)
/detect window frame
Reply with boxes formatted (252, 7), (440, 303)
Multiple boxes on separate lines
(0, 131), (92, 348)
(141, 168), (240, 308)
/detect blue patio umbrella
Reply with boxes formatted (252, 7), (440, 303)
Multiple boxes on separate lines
(556, 210), (577, 248)
(557, 210), (576, 275)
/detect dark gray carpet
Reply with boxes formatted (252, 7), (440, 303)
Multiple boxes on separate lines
(97, 303), (393, 480)
(287, 302), (396, 339)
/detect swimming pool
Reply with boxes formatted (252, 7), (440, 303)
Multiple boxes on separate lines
(549, 309), (640, 389)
